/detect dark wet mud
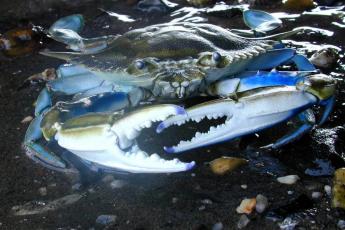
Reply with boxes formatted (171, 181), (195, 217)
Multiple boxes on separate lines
(1, 1), (345, 229)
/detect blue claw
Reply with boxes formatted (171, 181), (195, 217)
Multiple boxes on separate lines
(49, 14), (84, 33)
(237, 71), (301, 92)
(35, 88), (52, 116)
(246, 48), (295, 70)
(243, 9), (282, 33)
(264, 109), (315, 149)
(318, 96), (335, 126)
(290, 54), (316, 71)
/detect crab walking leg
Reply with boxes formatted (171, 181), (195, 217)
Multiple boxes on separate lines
(24, 111), (69, 171)
(262, 109), (315, 149)
(318, 95), (335, 126)
(158, 87), (319, 153)
(55, 105), (195, 173)
(48, 14), (117, 54)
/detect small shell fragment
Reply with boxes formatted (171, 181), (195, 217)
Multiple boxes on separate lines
(21, 116), (33, 124)
(210, 156), (248, 175)
(236, 198), (256, 214)
(277, 175), (300, 185)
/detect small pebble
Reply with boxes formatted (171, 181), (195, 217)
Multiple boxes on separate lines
(102, 175), (114, 183)
(279, 217), (299, 230)
(287, 190), (294, 195)
(72, 183), (82, 191)
(237, 215), (250, 229)
(21, 116), (33, 124)
(38, 187), (47, 196)
(201, 199), (213, 205)
(311, 191), (322, 200)
(236, 198), (256, 214)
(191, 173), (196, 177)
(210, 157), (248, 175)
(324, 185), (331, 196)
(255, 194), (268, 213)
(241, 184), (247, 189)
(309, 48), (339, 69)
(277, 175), (300, 185)
(96, 215), (117, 226)
(198, 205), (206, 211)
(109, 180), (125, 189)
(212, 222), (223, 230)
(332, 168), (345, 209)
(172, 197), (178, 204)
(338, 220), (345, 229)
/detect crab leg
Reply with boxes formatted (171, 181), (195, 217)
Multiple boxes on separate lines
(48, 14), (117, 54)
(55, 105), (195, 173)
(261, 109), (315, 149)
(24, 111), (69, 171)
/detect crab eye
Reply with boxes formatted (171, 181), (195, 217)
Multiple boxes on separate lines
(135, 60), (145, 70)
(212, 52), (221, 63)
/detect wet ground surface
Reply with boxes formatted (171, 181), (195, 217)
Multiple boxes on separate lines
(1, 0), (345, 229)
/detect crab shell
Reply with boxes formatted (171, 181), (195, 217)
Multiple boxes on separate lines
(42, 22), (275, 99)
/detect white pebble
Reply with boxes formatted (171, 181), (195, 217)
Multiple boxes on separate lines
(172, 197), (178, 204)
(255, 194), (268, 213)
(201, 199), (213, 205)
(212, 222), (223, 230)
(110, 180), (125, 189)
(241, 184), (247, 189)
(102, 175), (114, 183)
(96, 215), (117, 225)
(324, 185), (331, 196)
(21, 116), (33, 124)
(38, 187), (47, 196)
(287, 190), (294, 195)
(311, 191), (322, 199)
(338, 220), (345, 229)
(237, 215), (250, 229)
(277, 175), (300, 185)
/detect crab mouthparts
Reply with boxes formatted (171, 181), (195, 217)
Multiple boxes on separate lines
(157, 100), (234, 153)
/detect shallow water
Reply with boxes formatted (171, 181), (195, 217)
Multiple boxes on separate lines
(1, 0), (345, 229)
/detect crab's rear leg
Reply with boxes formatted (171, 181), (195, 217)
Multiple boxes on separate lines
(261, 109), (315, 149)
(24, 111), (70, 172)
(48, 14), (117, 54)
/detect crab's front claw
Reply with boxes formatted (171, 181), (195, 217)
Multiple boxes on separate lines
(55, 104), (195, 173)
(158, 86), (324, 153)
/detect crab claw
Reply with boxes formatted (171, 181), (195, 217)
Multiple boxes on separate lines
(55, 104), (195, 173)
(158, 86), (320, 153)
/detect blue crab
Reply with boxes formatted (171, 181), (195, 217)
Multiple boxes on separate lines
(24, 13), (336, 174)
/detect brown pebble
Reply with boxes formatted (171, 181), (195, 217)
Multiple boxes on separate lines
(210, 156), (248, 175)
(332, 168), (345, 209)
(236, 198), (256, 214)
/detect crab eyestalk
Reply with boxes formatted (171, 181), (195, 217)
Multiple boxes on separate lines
(55, 104), (196, 173)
